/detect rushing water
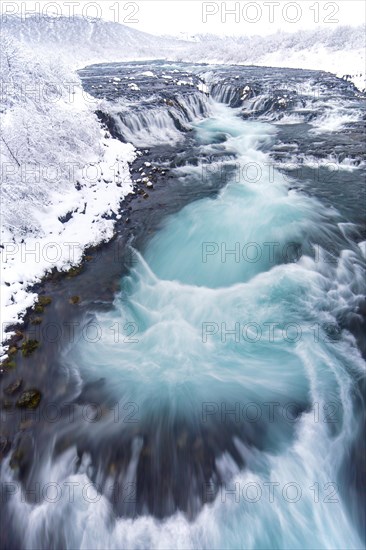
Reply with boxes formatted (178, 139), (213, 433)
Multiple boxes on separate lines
(1, 62), (365, 549)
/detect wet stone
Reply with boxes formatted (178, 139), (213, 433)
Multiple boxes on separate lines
(21, 339), (39, 357)
(34, 296), (52, 313)
(1, 359), (16, 371)
(31, 317), (43, 325)
(0, 435), (10, 458)
(38, 295), (52, 306)
(4, 379), (23, 396)
(16, 389), (42, 409)
(67, 266), (83, 278)
(9, 448), (24, 470)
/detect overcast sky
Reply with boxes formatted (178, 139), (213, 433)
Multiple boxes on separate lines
(5, 1), (366, 36)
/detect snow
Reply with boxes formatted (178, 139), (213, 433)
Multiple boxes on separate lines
(177, 80), (194, 86)
(198, 82), (209, 94)
(241, 85), (251, 100)
(4, 16), (365, 91)
(177, 26), (366, 93)
(258, 44), (366, 93)
(140, 71), (156, 77)
(1, 134), (135, 355)
(1, 134), (135, 353)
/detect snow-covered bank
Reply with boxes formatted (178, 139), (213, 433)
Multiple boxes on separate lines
(1, 136), (135, 344)
(0, 37), (135, 356)
(202, 45), (365, 94)
(258, 45), (365, 93)
(178, 26), (366, 93)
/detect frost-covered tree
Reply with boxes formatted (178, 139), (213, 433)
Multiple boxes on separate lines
(1, 33), (103, 235)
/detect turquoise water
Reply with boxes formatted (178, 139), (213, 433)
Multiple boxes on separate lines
(9, 102), (365, 549)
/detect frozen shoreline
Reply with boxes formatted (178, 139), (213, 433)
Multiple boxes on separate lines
(0, 136), (136, 357)
(0, 72), (136, 357)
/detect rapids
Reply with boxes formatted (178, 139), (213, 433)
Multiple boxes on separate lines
(1, 62), (365, 550)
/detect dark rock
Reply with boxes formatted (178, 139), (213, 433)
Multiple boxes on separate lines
(0, 435), (10, 458)
(34, 295), (52, 313)
(4, 379), (22, 395)
(31, 317), (43, 325)
(9, 448), (24, 470)
(21, 339), (39, 357)
(12, 331), (24, 344)
(16, 389), (41, 409)
(1, 358), (16, 371)
(67, 266), (83, 278)
(38, 296), (52, 306)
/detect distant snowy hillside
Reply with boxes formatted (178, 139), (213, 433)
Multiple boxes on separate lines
(2, 17), (364, 90)
(2, 15), (186, 67)
(180, 26), (365, 92)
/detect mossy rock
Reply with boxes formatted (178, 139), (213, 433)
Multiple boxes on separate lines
(67, 266), (83, 278)
(69, 296), (80, 305)
(34, 296), (52, 313)
(9, 448), (24, 470)
(21, 339), (39, 357)
(1, 358), (16, 370)
(16, 389), (41, 409)
(38, 296), (52, 306)
(31, 317), (43, 325)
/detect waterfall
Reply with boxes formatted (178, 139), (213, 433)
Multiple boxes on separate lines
(109, 92), (212, 147)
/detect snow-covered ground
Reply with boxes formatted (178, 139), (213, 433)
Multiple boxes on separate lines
(258, 45), (365, 92)
(1, 16), (364, 356)
(0, 35), (136, 356)
(179, 26), (366, 92)
(1, 132), (135, 337)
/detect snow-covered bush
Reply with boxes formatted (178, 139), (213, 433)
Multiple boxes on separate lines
(1, 35), (103, 235)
